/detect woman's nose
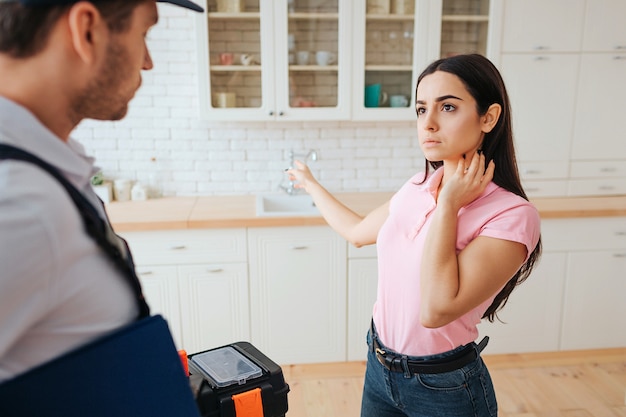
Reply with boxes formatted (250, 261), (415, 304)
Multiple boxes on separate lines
(420, 111), (438, 131)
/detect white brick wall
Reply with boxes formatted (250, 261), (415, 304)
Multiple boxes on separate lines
(74, 5), (424, 197)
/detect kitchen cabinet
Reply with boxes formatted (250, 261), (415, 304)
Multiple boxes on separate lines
(352, 0), (499, 120)
(196, 0), (500, 121)
(545, 217), (626, 350)
(347, 244), (378, 361)
(121, 228), (249, 353)
(247, 226), (347, 364)
(196, 0), (351, 121)
(500, 0), (585, 53)
(498, 0), (626, 198)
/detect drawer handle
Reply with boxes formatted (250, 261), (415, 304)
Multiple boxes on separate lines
(169, 245), (187, 250)
(524, 169), (541, 174)
(612, 253), (626, 258)
(207, 268), (224, 273)
(533, 45), (548, 51)
(292, 246), (308, 250)
(600, 167), (618, 173)
(598, 185), (616, 191)
(138, 271), (153, 276)
(533, 56), (549, 61)
(615, 231), (626, 236)
(614, 55), (626, 60)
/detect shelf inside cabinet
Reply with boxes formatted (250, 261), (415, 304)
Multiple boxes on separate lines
(289, 65), (338, 71)
(207, 12), (260, 20)
(366, 14), (414, 21)
(441, 14), (488, 22)
(365, 65), (412, 71)
(210, 65), (261, 72)
(288, 12), (339, 20)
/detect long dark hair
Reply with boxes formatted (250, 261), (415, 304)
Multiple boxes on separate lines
(416, 54), (542, 322)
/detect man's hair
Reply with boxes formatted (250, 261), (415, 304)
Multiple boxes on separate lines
(0, 0), (147, 58)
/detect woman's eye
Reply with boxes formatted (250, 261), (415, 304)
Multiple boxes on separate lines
(416, 107), (426, 116)
(442, 104), (455, 112)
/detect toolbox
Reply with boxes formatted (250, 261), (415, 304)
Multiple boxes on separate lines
(188, 342), (289, 417)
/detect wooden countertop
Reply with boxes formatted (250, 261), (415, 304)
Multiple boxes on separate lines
(106, 193), (626, 232)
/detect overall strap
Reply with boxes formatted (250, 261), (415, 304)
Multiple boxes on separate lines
(0, 144), (150, 319)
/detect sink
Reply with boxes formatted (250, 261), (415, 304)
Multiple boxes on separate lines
(256, 194), (319, 217)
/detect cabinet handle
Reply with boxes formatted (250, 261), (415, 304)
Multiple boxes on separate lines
(533, 56), (549, 61)
(612, 253), (626, 258)
(269, 111), (274, 116)
(613, 56), (626, 60)
(615, 231), (626, 236)
(533, 45), (548, 51)
(600, 167), (618, 173)
(278, 111), (285, 116)
(207, 268), (224, 273)
(598, 185), (616, 191)
(524, 169), (541, 174)
(615, 45), (626, 50)
(169, 245), (187, 250)
(292, 246), (308, 250)
(138, 270), (153, 276)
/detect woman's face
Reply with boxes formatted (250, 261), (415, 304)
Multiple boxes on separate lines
(415, 71), (486, 164)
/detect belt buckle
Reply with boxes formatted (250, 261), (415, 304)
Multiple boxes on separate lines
(375, 347), (387, 368)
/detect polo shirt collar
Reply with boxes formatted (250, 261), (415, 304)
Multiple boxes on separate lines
(0, 96), (98, 190)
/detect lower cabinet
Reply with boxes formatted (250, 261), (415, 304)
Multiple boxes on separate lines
(122, 229), (249, 353)
(247, 226), (347, 364)
(347, 245), (378, 361)
(122, 217), (626, 362)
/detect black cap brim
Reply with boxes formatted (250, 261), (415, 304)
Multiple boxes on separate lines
(157, 0), (204, 13)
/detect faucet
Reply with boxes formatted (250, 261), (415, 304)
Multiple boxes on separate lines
(281, 149), (318, 195)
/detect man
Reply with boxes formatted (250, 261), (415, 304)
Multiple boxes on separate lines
(0, 0), (203, 383)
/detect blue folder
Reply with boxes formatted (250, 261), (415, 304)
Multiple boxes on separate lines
(0, 315), (200, 417)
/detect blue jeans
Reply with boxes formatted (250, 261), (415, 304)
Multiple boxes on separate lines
(361, 330), (498, 417)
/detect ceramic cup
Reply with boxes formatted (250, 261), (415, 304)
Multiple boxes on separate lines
(315, 51), (336, 66)
(212, 92), (236, 108)
(389, 94), (409, 107)
(219, 52), (234, 65)
(364, 84), (388, 108)
(296, 51), (310, 65)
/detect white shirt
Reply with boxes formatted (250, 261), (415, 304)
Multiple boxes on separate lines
(0, 97), (137, 382)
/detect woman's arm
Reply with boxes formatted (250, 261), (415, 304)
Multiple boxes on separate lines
(286, 160), (389, 247)
(420, 153), (527, 328)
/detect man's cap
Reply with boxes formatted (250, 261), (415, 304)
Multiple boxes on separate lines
(0, 0), (204, 13)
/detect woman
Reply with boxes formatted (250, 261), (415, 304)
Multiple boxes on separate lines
(287, 54), (542, 416)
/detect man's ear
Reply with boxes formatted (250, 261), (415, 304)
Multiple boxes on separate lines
(481, 103), (502, 134)
(66, 2), (106, 65)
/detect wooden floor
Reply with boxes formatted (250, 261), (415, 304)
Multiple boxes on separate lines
(281, 348), (626, 417)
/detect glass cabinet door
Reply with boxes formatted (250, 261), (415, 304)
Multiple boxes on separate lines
(198, 0), (350, 121)
(352, 0), (419, 120)
(439, 0), (491, 58)
(201, 0), (267, 118)
(279, 0), (350, 120)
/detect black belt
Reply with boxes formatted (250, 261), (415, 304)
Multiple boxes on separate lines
(371, 324), (489, 375)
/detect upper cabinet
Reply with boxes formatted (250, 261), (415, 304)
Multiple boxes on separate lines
(500, 0), (586, 52)
(196, 0), (351, 121)
(581, 0), (626, 51)
(196, 0), (499, 121)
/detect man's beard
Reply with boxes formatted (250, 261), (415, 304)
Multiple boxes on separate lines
(70, 38), (136, 123)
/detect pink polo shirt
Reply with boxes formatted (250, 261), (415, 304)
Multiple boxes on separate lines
(372, 168), (541, 356)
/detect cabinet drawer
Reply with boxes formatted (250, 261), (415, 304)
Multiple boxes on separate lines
(522, 180), (568, 198)
(518, 161), (569, 181)
(569, 160), (626, 178)
(567, 179), (626, 197)
(541, 217), (626, 251)
(121, 228), (247, 265)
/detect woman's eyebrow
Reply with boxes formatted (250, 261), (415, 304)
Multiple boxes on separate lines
(416, 95), (463, 105)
